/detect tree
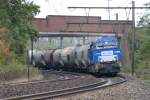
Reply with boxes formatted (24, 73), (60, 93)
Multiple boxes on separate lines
(0, 0), (40, 56)
(137, 3), (150, 60)
(135, 3), (150, 79)
(0, 0), (40, 65)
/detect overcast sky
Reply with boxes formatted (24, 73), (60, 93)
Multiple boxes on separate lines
(31, 0), (149, 23)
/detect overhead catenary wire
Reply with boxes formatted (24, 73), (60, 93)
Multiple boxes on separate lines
(68, 6), (149, 20)
(68, 6), (150, 9)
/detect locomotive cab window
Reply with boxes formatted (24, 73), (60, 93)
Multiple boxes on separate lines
(95, 37), (119, 49)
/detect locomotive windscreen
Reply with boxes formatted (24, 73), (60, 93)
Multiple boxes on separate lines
(95, 36), (118, 49)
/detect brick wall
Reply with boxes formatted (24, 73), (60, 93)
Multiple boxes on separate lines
(33, 15), (132, 33)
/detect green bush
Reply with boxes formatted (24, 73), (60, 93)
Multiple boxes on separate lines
(134, 28), (150, 80)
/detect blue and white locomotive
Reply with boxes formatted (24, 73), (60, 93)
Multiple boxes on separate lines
(28, 36), (122, 75)
(88, 36), (122, 74)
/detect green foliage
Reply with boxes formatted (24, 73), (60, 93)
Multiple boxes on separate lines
(0, 0), (40, 66)
(134, 3), (150, 80)
(0, 0), (40, 55)
(135, 28), (150, 80)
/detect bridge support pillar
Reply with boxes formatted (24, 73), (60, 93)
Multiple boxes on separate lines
(60, 37), (63, 48)
(83, 37), (85, 45)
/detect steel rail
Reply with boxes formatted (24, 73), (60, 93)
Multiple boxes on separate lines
(3, 75), (127, 100)
(3, 79), (107, 100)
(0, 70), (81, 86)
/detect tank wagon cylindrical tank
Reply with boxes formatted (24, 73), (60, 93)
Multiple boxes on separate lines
(27, 49), (35, 65)
(27, 45), (91, 69)
(27, 50), (46, 67)
(42, 49), (55, 67)
(60, 47), (76, 67)
(53, 49), (64, 67)
(73, 45), (90, 68)
(27, 45), (90, 68)
(79, 45), (90, 67)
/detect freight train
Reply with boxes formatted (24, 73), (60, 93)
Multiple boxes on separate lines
(27, 36), (122, 75)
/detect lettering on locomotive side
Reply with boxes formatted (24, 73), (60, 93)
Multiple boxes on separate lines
(101, 51), (113, 56)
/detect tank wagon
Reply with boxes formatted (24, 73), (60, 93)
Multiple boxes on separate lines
(27, 36), (122, 75)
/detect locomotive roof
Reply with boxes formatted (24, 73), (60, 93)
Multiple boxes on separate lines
(95, 36), (118, 44)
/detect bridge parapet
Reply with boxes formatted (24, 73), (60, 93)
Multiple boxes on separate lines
(33, 15), (132, 34)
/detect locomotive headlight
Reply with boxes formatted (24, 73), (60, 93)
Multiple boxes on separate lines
(100, 59), (103, 62)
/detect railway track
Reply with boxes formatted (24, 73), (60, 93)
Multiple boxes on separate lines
(0, 70), (81, 86)
(3, 74), (127, 100)
(38, 69), (82, 81)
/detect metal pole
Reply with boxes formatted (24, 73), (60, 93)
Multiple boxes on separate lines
(131, 1), (135, 75)
(115, 13), (119, 37)
(27, 59), (29, 81)
(27, 49), (30, 82)
(83, 37), (85, 44)
(116, 13), (118, 20)
(28, 37), (33, 81)
(107, 0), (111, 20)
(60, 36), (63, 48)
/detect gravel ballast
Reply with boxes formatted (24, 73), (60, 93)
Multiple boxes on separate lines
(55, 76), (150, 100)
(0, 73), (149, 100)
(0, 73), (101, 99)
